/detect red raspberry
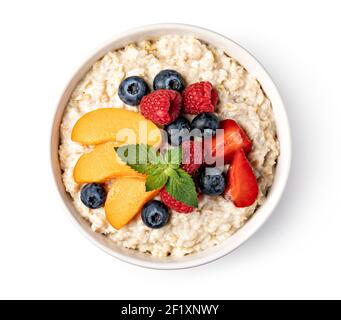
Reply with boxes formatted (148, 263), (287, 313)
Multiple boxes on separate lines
(140, 89), (182, 125)
(181, 140), (203, 175)
(182, 82), (219, 114)
(160, 188), (195, 214)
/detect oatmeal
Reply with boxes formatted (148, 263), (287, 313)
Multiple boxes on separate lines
(59, 35), (280, 258)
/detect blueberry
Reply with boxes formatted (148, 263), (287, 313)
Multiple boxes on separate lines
(191, 113), (219, 137)
(164, 116), (191, 146)
(80, 183), (107, 209)
(118, 76), (150, 106)
(153, 70), (185, 93)
(142, 200), (170, 229)
(197, 167), (226, 196)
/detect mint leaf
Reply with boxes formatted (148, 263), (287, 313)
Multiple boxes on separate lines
(132, 164), (153, 175)
(146, 170), (168, 192)
(166, 168), (198, 208)
(163, 147), (182, 167)
(146, 146), (160, 164)
(116, 144), (197, 204)
(164, 167), (179, 178)
(116, 144), (170, 191)
(115, 144), (161, 175)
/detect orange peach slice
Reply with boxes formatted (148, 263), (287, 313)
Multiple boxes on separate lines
(73, 142), (144, 183)
(71, 108), (162, 147)
(105, 177), (160, 230)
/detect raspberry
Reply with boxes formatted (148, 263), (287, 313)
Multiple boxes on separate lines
(140, 89), (182, 125)
(160, 188), (195, 214)
(181, 140), (203, 175)
(182, 82), (219, 114)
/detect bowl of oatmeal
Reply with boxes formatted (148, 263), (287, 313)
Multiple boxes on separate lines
(51, 24), (291, 269)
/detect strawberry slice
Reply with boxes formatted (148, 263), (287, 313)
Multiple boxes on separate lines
(225, 150), (259, 208)
(206, 119), (252, 165)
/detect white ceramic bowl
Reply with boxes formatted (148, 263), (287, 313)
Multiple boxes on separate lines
(51, 24), (291, 270)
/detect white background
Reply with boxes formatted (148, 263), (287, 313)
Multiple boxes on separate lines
(0, 0), (340, 300)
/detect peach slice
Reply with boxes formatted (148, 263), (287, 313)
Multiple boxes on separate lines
(105, 177), (160, 230)
(73, 142), (144, 183)
(71, 108), (162, 147)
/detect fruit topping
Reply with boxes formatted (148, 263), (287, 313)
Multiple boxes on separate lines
(191, 112), (219, 137)
(207, 119), (252, 165)
(182, 81), (219, 114)
(81, 183), (107, 209)
(140, 89), (182, 125)
(71, 108), (162, 147)
(224, 150), (259, 208)
(197, 167), (226, 196)
(160, 188), (195, 214)
(181, 140), (203, 175)
(73, 142), (144, 184)
(141, 200), (170, 229)
(118, 76), (150, 106)
(164, 116), (191, 146)
(153, 69), (185, 93)
(71, 67), (261, 227)
(116, 144), (198, 209)
(105, 177), (160, 230)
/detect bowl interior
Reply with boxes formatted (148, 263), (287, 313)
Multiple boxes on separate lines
(51, 24), (291, 270)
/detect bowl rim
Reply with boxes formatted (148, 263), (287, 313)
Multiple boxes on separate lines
(50, 23), (292, 270)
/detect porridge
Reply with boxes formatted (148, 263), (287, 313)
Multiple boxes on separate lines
(59, 35), (280, 258)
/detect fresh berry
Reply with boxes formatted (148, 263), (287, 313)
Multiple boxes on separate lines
(182, 82), (219, 114)
(141, 200), (170, 229)
(224, 150), (259, 207)
(160, 188), (195, 213)
(80, 183), (107, 209)
(153, 70), (185, 93)
(191, 113), (219, 137)
(207, 119), (252, 165)
(181, 140), (203, 175)
(197, 167), (226, 196)
(164, 116), (191, 146)
(140, 89), (182, 125)
(118, 76), (150, 106)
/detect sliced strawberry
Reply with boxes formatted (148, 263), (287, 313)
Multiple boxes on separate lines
(206, 119), (252, 165)
(224, 150), (259, 208)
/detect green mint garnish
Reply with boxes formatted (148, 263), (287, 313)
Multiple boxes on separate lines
(116, 144), (198, 208)
(166, 168), (198, 208)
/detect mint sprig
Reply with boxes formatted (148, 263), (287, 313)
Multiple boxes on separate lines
(166, 169), (198, 208)
(115, 144), (162, 174)
(116, 144), (198, 208)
